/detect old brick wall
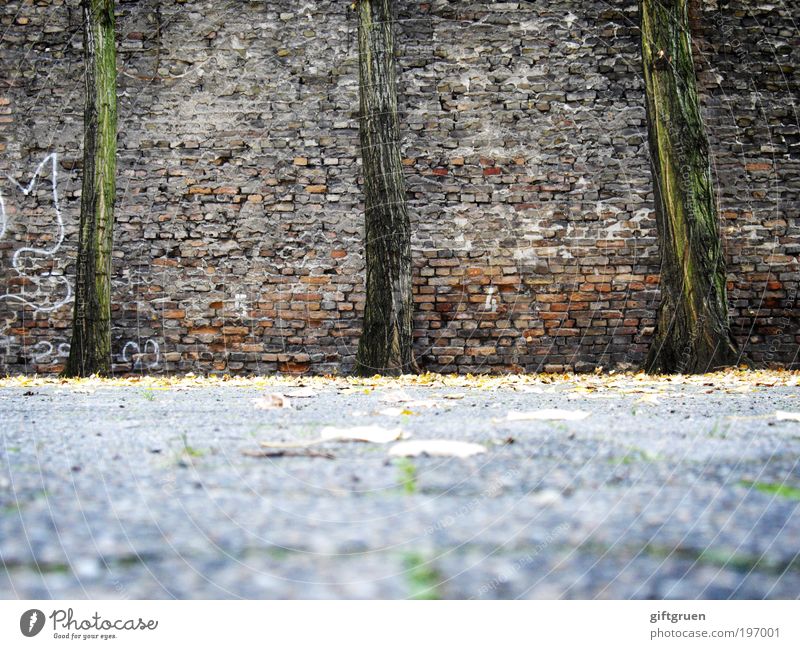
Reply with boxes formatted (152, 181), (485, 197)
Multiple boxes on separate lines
(0, 0), (797, 375)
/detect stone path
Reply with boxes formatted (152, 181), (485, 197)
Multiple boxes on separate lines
(1, 375), (799, 599)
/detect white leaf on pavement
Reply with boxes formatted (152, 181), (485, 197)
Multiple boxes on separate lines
(260, 425), (406, 450)
(388, 440), (487, 458)
(379, 407), (414, 417)
(253, 393), (291, 409)
(319, 425), (406, 443)
(408, 399), (439, 409)
(283, 387), (317, 398)
(381, 390), (415, 403)
(776, 411), (800, 422)
(531, 489), (562, 506)
(514, 386), (544, 394)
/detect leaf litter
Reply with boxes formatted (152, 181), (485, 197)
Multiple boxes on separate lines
(2, 368), (797, 392)
(252, 393), (291, 410)
(256, 425), (407, 452)
(389, 440), (487, 459)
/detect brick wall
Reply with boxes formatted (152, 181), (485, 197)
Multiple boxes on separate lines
(0, 0), (797, 374)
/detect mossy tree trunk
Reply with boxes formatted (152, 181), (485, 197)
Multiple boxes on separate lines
(65, 0), (117, 377)
(640, 0), (741, 374)
(354, 0), (418, 376)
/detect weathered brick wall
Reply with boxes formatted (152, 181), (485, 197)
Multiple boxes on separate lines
(0, 0), (797, 374)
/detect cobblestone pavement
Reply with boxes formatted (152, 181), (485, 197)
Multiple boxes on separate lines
(1, 376), (799, 599)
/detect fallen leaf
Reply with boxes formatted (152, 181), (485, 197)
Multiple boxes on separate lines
(260, 439), (319, 449)
(776, 411), (800, 422)
(320, 425), (406, 443)
(253, 393), (291, 409)
(337, 387), (366, 395)
(243, 449), (335, 459)
(441, 393), (466, 400)
(283, 387), (317, 398)
(388, 440), (487, 458)
(381, 390), (415, 403)
(531, 489), (562, 506)
(379, 407), (416, 417)
(566, 391), (611, 400)
(407, 399), (439, 409)
(514, 385), (544, 394)
(259, 426), (405, 450)
(506, 409), (590, 422)
(635, 394), (660, 405)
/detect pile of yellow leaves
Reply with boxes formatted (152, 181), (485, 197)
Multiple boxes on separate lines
(0, 369), (797, 393)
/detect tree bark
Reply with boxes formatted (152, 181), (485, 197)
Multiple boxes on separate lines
(354, 0), (418, 376)
(640, 0), (741, 374)
(65, 0), (117, 377)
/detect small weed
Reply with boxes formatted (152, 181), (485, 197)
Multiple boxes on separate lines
(180, 432), (205, 458)
(641, 543), (800, 575)
(2, 559), (71, 574)
(608, 448), (661, 465)
(396, 458), (417, 495)
(142, 390), (155, 402)
(35, 562), (71, 575)
(706, 421), (730, 439)
(403, 552), (442, 600)
(109, 554), (147, 568)
(740, 480), (800, 501)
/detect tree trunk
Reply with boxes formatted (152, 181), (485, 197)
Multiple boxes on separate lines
(65, 0), (117, 377)
(354, 0), (418, 376)
(640, 0), (741, 374)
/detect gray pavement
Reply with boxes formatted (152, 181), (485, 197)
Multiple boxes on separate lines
(1, 375), (799, 599)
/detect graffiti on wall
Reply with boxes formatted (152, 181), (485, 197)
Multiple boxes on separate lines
(0, 152), (72, 313)
(0, 153), (164, 372)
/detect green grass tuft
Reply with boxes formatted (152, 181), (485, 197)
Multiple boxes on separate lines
(741, 480), (800, 501)
(396, 458), (418, 495)
(403, 552), (442, 600)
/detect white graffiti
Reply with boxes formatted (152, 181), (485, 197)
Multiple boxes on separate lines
(234, 293), (248, 317)
(0, 332), (14, 357)
(0, 153), (72, 313)
(483, 286), (498, 313)
(121, 339), (161, 369)
(31, 340), (70, 364)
